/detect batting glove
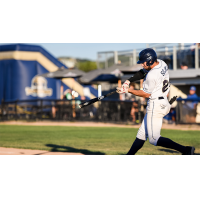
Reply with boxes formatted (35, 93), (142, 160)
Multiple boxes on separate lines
(122, 80), (130, 88)
(116, 87), (128, 94)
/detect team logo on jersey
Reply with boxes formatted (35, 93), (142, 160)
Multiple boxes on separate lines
(25, 76), (53, 97)
(161, 66), (168, 76)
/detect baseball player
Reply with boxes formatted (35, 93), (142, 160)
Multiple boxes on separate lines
(116, 48), (195, 155)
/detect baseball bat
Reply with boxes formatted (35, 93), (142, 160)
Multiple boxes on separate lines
(79, 91), (116, 108)
(79, 92), (177, 109)
(169, 96), (177, 105)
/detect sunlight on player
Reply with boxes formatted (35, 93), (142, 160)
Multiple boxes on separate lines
(116, 48), (195, 155)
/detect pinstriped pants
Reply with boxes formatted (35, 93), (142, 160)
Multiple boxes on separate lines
(136, 97), (171, 146)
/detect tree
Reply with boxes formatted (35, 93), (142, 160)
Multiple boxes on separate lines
(77, 61), (97, 72)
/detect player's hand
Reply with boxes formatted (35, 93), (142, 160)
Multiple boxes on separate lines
(116, 87), (128, 94)
(122, 80), (130, 88)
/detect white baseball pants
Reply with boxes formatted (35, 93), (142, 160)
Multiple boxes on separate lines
(136, 97), (171, 146)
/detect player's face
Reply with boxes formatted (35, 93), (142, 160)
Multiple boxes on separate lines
(189, 90), (196, 95)
(141, 62), (151, 71)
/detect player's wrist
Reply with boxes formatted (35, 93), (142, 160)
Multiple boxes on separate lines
(116, 86), (128, 94)
(128, 88), (134, 94)
(122, 80), (130, 88)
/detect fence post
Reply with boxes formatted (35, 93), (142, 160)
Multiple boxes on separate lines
(105, 53), (108, 69)
(15, 99), (18, 121)
(181, 43), (184, 50)
(165, 47), (168, 56)
(1, 99), (4, 121)
(133, 49), (137, 65)
(195, 43), (199, 69)
(176, 101), (179, 124)
(138, 101), (141, 123)
(117, 102), (121, 121)
(114, 51), (118, 64)
(40, 100), (43, 120)
(71, 99), (74, 119)
(97, 54), (99, 69)
(173, 46), (177, 70)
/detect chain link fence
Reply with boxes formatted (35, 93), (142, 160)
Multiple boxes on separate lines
(0, 99), (145, 124)
(176, 98), (200, 124)
(1, 98), (200, 124)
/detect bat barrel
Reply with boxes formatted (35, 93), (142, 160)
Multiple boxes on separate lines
(79, 100), (96, 108)
(79, 90), (116, 109)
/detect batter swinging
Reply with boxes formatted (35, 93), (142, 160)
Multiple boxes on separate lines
(116, 48), (195, 155)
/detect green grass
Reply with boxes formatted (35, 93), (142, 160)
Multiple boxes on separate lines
(0, 125), (200, 155)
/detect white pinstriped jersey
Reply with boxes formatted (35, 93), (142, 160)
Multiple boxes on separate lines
(142, 59), (170, 99)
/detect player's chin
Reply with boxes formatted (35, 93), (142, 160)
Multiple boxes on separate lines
(144, 67), (151, 71)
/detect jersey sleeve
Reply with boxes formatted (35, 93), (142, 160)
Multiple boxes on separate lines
(143, 74), (156, 94)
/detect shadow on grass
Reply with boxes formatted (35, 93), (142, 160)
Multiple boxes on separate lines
(158, 148), (200, 155)
(158, 148), (179, 154)
(39, 144), (105, 155)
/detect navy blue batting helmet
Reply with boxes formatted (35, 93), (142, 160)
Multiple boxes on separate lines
(137, 48), (157, 66)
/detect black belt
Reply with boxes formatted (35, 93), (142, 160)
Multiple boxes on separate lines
(158, 97), (164, 100)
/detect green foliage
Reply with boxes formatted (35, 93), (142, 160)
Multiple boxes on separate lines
(0, 125), (200, 155)
(77, 61), (97, 72)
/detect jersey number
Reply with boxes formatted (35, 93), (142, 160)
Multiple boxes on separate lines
(162, 80), (169, 93)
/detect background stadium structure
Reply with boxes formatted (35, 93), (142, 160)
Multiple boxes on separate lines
(0, 44), (98, 103)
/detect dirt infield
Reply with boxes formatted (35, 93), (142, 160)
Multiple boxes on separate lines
(0, 120), (200, 130)
(0, 147), (83, 155)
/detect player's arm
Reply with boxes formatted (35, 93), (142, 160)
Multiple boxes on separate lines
(122, 69), (147, 88)
(127, 88), (151, 98)
(116, 87), (150, 98)
(116, 72), (154, 98)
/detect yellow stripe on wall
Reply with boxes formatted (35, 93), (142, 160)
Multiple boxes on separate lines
(0, 51), (59, 72)
(0, 51), (96, 100)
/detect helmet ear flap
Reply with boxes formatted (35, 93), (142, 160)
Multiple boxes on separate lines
(147, 57), (156, 66)
(146, 60), (152, 66)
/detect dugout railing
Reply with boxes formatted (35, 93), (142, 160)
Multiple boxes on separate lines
(1, 98), (200, 125)
(0, 99), (145, 124)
